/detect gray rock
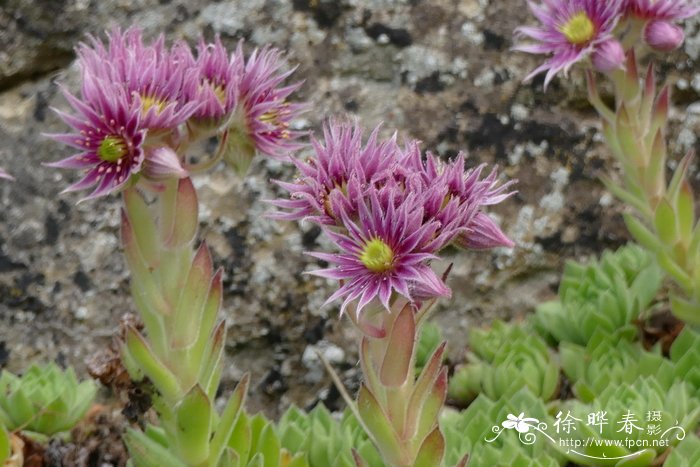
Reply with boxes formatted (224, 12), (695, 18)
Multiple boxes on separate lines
(0, 0), (698, 421)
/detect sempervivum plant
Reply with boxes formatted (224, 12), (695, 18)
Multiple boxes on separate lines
(534, 244), (662, 346)
(127, 409), (308, 467)
(669, 326), (700, 398)
(0, 363), (97, 437)
(557, 376), (700, 466)
(441, 388), (563, 467)
(665, 433), (700, 467)
(278, 404), (382, 467)
(562, 327), (700, 403)
(560, 328), (673, 403)
(448, 320), (559, 404)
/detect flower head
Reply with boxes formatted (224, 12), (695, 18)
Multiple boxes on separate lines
(223, 44), (305, 174)
(398, 144), (515, 250)
(268, 121), (398, 224)
(514, 0), (625, 86)
(46, 78), (146, 200)
(625, 0), (699, 21)
(77, 28), (198, 132)
(309, 188), (451, 315)
(272, 121), (515, 315)
(182, 36), (241, 126)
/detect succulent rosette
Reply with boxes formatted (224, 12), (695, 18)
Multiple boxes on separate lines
(514, 0), (625, 85)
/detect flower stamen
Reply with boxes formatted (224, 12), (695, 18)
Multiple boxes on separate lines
(140, 94), (168, 115)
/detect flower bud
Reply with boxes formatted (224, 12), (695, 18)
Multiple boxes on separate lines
(644, 20), (684, 52)
(143, 146), (188, 180)
(591, 39), (625, 73)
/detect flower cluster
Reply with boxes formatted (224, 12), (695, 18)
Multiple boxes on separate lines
(47, 28), (304, 200)
(515, 0), (699, 86)
(272, 121), (514, 315)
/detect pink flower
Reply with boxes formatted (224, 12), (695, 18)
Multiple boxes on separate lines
(77, 28), (198, 132)
(272, 121), (516, 315)
(238, 45), (306, 157)
(591, 38), (626, 71)
(182, 36), (241, 126)
(309, 187), (451, 316)
(625, 0), (699, 21)
(46, 78), (146, 200)
(514, 0), (625, 86)
(268, 121), (398, 224)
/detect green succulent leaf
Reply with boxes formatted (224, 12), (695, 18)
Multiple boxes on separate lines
(173, 385), (212, 465)
(452, 321), (559, 402)
(664, 433), (700, 467)
(0, 424), (10, 463)
(416, 322), (443, 373)
(125, 427), (189, 467)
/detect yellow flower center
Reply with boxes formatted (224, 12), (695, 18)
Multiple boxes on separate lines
(560, 12), (596, 45)
(140, 94), (168, 115)
(258, 104), (291, 139)
(213, 84), (227, 105)
(359, 238), (394, 273)
(97, 136), (128, 163)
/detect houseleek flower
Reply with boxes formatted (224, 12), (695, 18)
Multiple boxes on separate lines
(308, 186), (451, 315)
(77, 28), (198, 132)
(624, 0), (699, 21)
(181, 36), (241, 127)
(222, 44), (306, 174)
(46, 78), (146, 199)
(273, 121), (514, 315)
(514, 0), (625, 86)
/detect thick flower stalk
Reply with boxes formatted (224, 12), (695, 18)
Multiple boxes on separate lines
(120, 179), (252, 467)
(272, 121), (513, 466)
(516, 2), (700, 325)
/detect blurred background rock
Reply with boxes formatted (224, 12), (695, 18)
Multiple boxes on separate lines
(1, 0), (699, 417)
